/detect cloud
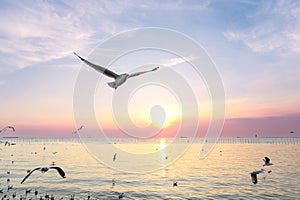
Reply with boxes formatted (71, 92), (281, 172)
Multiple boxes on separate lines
(223, 0), (300, 55)
(0, 1), (130, 70)
(0, 0), (212, 72)
(161, 56), (197, 67)
(136, 0), (211, 11)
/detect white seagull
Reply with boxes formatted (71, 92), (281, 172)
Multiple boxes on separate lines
(74, 52), (159, 89)
(250, 169), (271, 184)
(20, 166), (66, 184)
(263, 156), (273, 166)
(0, 126), (15, 133)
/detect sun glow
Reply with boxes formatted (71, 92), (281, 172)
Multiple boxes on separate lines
(160, 138), (166, 149)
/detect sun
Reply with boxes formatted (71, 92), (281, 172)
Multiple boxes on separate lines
(160, 138), (166, 149)
(150, 104), (181, 129)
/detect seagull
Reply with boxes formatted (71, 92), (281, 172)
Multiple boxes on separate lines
(263, 156), (273, 166)
(74, 52), (159, 89)
(25, 188), (31, 195)
(7, 185), (13, 190)
(118, 193), (124, 199)
(0, 126), (15, 133)
(250, 169), (271, 184)
(173, 181), (178, 187)
(0, 140), (16, 146)
(20, 166), (66, 184)
(72, 125), (84, 134)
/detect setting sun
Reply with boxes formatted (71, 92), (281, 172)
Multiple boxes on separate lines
(160, 138), (166, 149)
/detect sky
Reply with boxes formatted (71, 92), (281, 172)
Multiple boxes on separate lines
(1, 0), (300, 138)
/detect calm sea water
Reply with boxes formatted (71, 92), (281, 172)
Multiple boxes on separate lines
(1, 138), (300, 199)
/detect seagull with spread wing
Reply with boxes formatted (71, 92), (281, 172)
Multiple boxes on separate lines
(0, 126), (15, 133)
(74, 52), (159, 89)
(20, 166), (66, 184)
(250, 169), (272, 184)
(0, 140), (16, 146)
(263, 156), (273, 166)
(72, 125), (84, 134)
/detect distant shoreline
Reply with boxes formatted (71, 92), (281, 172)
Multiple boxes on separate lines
(2, 137), (299, 144)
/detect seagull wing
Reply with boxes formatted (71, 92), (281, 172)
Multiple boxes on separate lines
(250, 173), (258, 184)
(265, 157), (270, 164)
(127, 67), (159, 78)
(74, 52), (119, 79)
(50, 166), (66, 178)
(7, 126), (15, 132)
(21, 167), (41, 184)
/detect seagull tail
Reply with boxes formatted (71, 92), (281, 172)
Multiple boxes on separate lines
(107, 81), (117, 89)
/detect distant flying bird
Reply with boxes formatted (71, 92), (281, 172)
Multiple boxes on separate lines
(263, 157), (273, 166)
(0, 126), (15, 133)
(173, 181), (178, 187)
(74, 52), (159, 89)
(25, 188), (31, 195)
(72, 125), (84, 134)
(20, 166), (66, 184)
(113, 153), (117, 161)
(250, 169), (271, 184)
(118, 193), (124, 199)
(7, 185), (13, 190)
(0, 140), (16, 146)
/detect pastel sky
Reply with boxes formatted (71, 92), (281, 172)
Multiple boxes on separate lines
(1, 0), (300, 138)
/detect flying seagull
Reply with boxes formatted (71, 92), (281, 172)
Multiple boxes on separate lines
(263, 157), (273, 166)
(250, 169), (271, 184)
(72, 125), (84, 134)
(0, 126), (15, 133)
(73, 52), (159, 89)
(0, 140), (16, 146)
(118, 193), (124, 199)
(173, 181), (178, 187)
(20, 166), (66, 184)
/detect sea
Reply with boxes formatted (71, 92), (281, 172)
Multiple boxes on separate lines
(1, 137), (300, 199)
